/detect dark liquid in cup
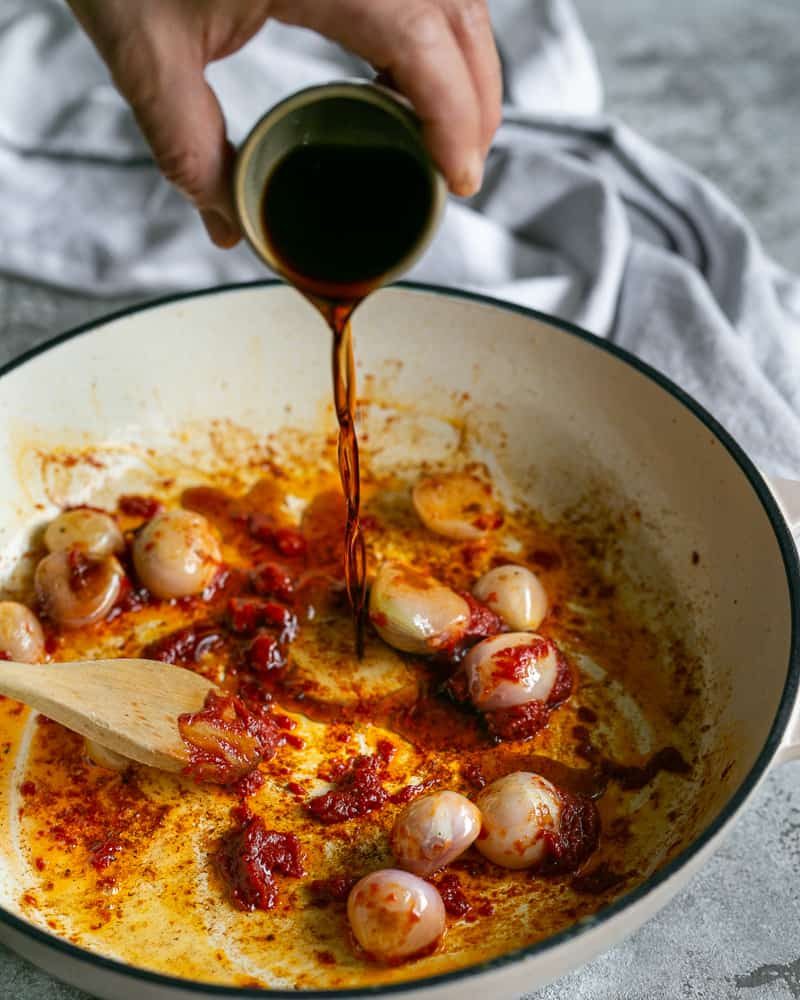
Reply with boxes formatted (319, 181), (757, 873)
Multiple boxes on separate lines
(261, 144), (432, 298)
(260, 143), (434, 655)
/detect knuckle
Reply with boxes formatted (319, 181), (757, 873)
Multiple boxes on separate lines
(396, 2), (450, 51)
(96, 21), (215, 204)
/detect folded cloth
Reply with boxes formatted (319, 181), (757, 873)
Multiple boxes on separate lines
(0, 0), (798, 475)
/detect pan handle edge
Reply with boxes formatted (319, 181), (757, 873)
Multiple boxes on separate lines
(765, 476), (800, 764)
(766, 476), (800, 540)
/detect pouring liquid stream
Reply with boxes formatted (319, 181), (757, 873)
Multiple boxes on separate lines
(260, 142), (433, 654)
(327, 301), (367, 657)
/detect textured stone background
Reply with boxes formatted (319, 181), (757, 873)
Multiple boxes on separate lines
(576, 0), (800, 273)
(2, 1), (799, 997)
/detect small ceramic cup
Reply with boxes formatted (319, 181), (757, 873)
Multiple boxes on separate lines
(233, 80), (447, 295)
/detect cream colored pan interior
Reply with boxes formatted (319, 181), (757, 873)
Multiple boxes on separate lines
(0, 283), (795, 1000)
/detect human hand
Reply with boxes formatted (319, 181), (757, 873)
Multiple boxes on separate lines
(67, 0), (502, 248)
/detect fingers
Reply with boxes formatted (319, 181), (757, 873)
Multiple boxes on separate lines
(379, 3), (484, 195)
(123, 57), (241, 246)
(70, 3), (241, 247)
(69, 0), (502, 249)
(444, 0), (502, 154)
(141, 78), (240, 247)
(273, 0), (491, 196)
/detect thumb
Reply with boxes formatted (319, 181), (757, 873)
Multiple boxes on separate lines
(121, 59), (240, 248)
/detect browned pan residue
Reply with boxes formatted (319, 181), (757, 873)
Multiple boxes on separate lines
(0, 443), (705, 990)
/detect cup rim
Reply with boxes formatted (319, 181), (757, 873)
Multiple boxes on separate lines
(232, 79), (448, 294)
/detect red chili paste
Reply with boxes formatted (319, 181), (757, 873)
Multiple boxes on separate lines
(537, 789), (600, 875)
(178, 691), (281, 785)
(247, 633), (285, 674)
(433, 873), (472, 917)
(228, 597), (298, 643)
(88, 834), (124, 871)
(247, 513), (275, 544)
(389, 777), (438, 805)
(306, 752), (390, 824)
(489, 637), (552, 682)
(250, 562), (295, 602)
(216, 810), (305, 911)
(485, 646), (572, 742)
(117, 495), (163, 519)
(461, 594), (505, 645)
(143, 624), (225, 666)
(273, 527), (307, 558)
(435, 594), (504, 664)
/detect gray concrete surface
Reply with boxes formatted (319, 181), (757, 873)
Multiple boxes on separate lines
(1, 1), (799, 997)
(574, 0), (800, 272)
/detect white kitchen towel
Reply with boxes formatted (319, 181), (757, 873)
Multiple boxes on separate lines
(0, 0), (798, 475)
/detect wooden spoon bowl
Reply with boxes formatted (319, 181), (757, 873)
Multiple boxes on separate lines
(0, 658), (216, 771)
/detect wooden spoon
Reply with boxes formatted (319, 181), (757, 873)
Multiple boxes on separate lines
(0, 658), (216, 772)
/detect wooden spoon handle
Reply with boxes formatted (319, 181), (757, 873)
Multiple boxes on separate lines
(0, 660), (64, 709)
(0, 659), (214, 772)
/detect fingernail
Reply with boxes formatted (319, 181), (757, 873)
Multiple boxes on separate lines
(201, 209), (239, 248)
(453, 152), (484, 198)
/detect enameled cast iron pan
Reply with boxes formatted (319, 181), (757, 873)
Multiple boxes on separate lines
(0, 282), (797, 999)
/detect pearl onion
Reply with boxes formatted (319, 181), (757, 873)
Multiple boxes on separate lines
(35, 551), (124, 628)
(473, 565), (547, 631)
(391, 791), (481, 876)
(84, 738), (129, 772)
(475, 772), (562, 869)
(133, 510), (221, 599)
(0, 602), (44, 662)
(412, 472), (500, 541)
(347, 869), (446, 963)
(44, 509), (123, 558)
(369, 562), (470, 655)
(463, 632), (561, 711)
